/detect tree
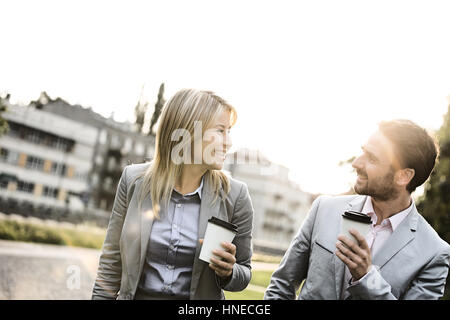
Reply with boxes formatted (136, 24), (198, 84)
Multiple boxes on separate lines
(0, 93), (10, 136)
(134, 85), (148, 134)
(148, 82), (165, 136)
(416, 101), (450, 299)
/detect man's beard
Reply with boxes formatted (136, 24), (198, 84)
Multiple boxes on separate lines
(354, 167), (399, 201)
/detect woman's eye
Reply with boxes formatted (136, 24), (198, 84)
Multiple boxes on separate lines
(216, 128), (231, 134)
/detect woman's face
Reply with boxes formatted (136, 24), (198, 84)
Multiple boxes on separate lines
(202, 109), (233, 170)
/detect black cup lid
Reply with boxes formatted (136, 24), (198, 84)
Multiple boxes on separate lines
(208, 217), (238, 233)
(342, 211), (372, 224)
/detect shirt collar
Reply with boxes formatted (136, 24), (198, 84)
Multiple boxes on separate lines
(362, 196), (414, 231)
(173, 175), (204, 200)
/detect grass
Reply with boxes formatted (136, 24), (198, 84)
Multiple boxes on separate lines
(250, 270), (274, 288)
(225, 289), (264, 300)
(251, 253), (283, 264)
(224, 270), (276, 300)
(0, 219), (106, 249)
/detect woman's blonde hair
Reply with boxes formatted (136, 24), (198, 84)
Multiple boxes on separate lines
(137, 88), (237, 219)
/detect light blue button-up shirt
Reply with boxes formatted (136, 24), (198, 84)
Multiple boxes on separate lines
(137, 177), (204, 299)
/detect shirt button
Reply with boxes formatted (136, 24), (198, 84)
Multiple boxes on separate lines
(176, 204), (181, 208)
(167, 265), (174, 270)
(173, 225), (178, 230)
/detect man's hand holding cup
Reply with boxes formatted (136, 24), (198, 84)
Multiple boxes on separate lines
(335, 229), (372, 281)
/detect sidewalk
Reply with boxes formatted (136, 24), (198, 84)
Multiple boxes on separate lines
(0, 239), (278, 299)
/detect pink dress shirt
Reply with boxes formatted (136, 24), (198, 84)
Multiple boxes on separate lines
(341, 196), (414, 299)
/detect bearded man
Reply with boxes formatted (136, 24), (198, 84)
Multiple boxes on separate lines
(264, 119), (450, 300)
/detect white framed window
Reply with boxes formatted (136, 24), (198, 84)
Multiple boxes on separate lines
(26, 156), (44, 171)
(43, 186), (59, 198)
(17, 180), (35, 193)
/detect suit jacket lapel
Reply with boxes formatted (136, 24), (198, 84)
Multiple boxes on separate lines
(137, 178), (155, 281)
(334, 195), (367, 298)
(190, 176), (223, 297)
(372, 205), (419, 269)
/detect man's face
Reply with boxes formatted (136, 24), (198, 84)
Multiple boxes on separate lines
(352, 130), (400, 201)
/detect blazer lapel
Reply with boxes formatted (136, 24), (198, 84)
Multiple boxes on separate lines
(190, 176), (223, 297)
(372, 205), (419, 269)
(137, 179), (155, 281)
(334, 195), (367, 298)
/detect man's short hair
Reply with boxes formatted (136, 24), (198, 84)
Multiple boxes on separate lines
(379, 119), (439, 193)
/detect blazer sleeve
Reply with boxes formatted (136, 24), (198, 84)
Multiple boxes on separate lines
(216, 182), (254, 292)
(347, 246), (450, 300)
(264, 196), (322, 300)
(91, 166), (129, 300)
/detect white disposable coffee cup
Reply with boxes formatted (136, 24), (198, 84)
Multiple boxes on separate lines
(340, 210), (372, 245)
(199, 217), (238, 264)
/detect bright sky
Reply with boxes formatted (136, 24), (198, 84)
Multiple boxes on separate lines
(2, 0), (450, 195)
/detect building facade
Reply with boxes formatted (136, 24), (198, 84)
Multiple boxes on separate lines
(0, 93), (156, 222)
(225, 149), (313, 254)
(35, 94), (156, 212)
(0, 103), (97, 213)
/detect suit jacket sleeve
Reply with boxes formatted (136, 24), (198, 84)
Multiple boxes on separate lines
(347, 246), (450, 300)
(216, 182), (254, 292)
(91, 166), (129, 300)
(264, 196), (322, 300)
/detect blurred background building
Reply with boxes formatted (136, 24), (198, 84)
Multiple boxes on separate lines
(225, 149), (314, 255)
(34, 92), (156, 212)
(0, 102), (96, 212)
(0, 92), (156, 225)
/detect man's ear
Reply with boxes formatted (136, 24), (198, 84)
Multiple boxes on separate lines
(395, 168), (415, 188)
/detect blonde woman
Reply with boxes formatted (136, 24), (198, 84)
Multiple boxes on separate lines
(92, 89), (254, 300)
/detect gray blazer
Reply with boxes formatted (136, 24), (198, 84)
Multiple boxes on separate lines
(264, 195), (450, 300)
(92, 163), (254, 300)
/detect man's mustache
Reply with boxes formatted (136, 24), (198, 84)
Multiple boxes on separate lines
(356, 169), (368, 178)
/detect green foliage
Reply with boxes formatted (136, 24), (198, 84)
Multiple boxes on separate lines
(417, 104), (450, 242)
(0, 219), (105, 249)
(0, 95), (10, 136)
(0, 220), (64, 245)
(417, 104), (450, 299)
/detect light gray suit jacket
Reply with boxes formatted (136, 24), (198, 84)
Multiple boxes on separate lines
(92, 163), (254, 300)
(264, 195), (450, 300)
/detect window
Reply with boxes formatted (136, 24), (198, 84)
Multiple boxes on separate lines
(6, 150), (19, 165)
(51, 162), (67, 176)
(27, 131), (42, 144)
(17, 180), (35, 193)
(43, 186), (59, 198)
(25, 156), (44, 171)
(7, 121), (74, 153)
(0, 180), (8, 189)
(0, 148), (9, 161)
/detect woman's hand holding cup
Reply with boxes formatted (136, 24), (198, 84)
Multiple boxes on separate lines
(199, 239), (236, 278)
